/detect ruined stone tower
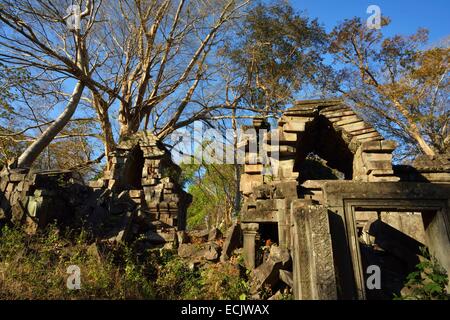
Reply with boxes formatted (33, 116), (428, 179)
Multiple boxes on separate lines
(239, 99), (450, 300)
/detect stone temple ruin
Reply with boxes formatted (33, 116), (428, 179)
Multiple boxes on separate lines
(0, 131), (191, 246)
(89, 131), (191, 240)
(0, 99), (449, 300)
(239, 99), (450, 300)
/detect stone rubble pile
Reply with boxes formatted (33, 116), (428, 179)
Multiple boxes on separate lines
(0, 132), (191, 247)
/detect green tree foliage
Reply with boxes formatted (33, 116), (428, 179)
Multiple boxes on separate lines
(224, 0), (328, 114)
(181, 162), (240, 230)
(326, 18), (449, 157)
(0, 64), (30, 166)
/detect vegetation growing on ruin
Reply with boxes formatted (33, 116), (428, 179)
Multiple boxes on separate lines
(0, 0), (448, 303)
(396, 247), (449, 300)
(0, 225), (250, 300)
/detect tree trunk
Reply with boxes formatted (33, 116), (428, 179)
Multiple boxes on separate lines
(118, 111), (141, 140)
(392, 100), (436, 156)
(409, 126), (436, 156)
(232, 105), (241, 217)
(17, 81), (85, 168)
(92, 93), (116, 158)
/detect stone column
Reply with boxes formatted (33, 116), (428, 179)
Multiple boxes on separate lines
(241, 223), (259, 269)
(290, 200), (337, 300)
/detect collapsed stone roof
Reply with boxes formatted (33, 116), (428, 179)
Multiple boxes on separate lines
(283, 99), (385, 152)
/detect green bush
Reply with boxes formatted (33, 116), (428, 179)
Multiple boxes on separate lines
(154, 255), (250, 300)
(155, 256), (203, 299)
(396, 247), (449, 300)
(199, 262), (250, 300)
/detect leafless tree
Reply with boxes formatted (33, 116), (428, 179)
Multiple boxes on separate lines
(0, 0), (250, 169)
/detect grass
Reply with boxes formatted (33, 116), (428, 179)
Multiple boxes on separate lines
(0, 224), (250, 300)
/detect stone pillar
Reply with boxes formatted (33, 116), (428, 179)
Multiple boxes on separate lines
(290, 200), (337, 300)
(240, 118), (270, 199)
(241, 223), (259, 269)
(276, 199), (290, 249)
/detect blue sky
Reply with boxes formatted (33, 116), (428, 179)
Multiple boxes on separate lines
(291, 0), (449, 44)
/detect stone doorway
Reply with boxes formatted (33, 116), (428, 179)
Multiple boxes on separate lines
(294, 115), (354, 183)
(121, 146), (144, 190)
(355, 209), (429, 299)
(344, 201), (450, 300)
(256, 222), (280, 267)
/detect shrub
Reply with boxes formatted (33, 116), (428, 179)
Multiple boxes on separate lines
(396, 247), (449, 300)
(155, 257), (202, 299)
(0, 225), (155, 299)
(199, 262), (250, 300)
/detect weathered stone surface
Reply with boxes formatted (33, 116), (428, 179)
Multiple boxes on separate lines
(220, 223), (242, 262)
(279, 270), (293, 288)
(208, 228), (222, 241)
(251, 245), (291, 292)
(245, 164), (264, 174)
(108, 230), (126, 243)
(204, 244), (220, 261)
(240, 174), (264, 195)
(242, 223), (259, 269)
(269, 245), (291, 267)
(144, 230), (169, 244)
(241, 208), (277, 222)
(290, 201), (337, 300)
(268, 290), (283, 300)
(178, 242), (220, 262)
(363, 219), (423, 269)
(177, 230), (189, 245)
(251, 258), (281, 292)
(273, 181), (298, 199)
(188, 229), (209, 242)
(0, 131), (191, 246)
(94, 131), (191, 235)
(88, 180), (105, 189)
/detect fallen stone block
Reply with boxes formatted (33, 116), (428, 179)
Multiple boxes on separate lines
(108, 230), (126, 243)
(364, 219), (423, 270)
(177, 230), (189, 245)
(220, 223), (242, 262)
(269, 245), (291, 268)
(251, 245), (292, 293)
(252, 259), (280, 292)
(144, 230), (167, 244)
(178, 242), (221, 262)
(188, 229), (209, 242)
(204, 243), (220, 261)
(268, 290), (283, 300)
(208, 227), (222, 241)
(279, 270), (293, 288)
